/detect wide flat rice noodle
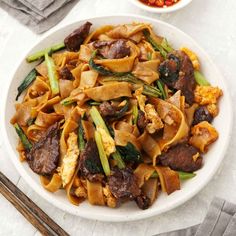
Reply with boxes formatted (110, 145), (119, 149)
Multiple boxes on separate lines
(150, 98), (189, 151)
(79, 70), (98, 89)
(40, 173), (62, 193)
(59, 80), (74, 98)
(134, 163), (155, 187)
(87, 180), (105, 206)
(138, 131), (161, 166)
(155, 166), (180, 195)
(142, 178), (158, 204)
(132, 60), (160, 84)
(95, 41), (139, 73)
(84, 82), (131, 101)
(11, 99), (37, 126)
(35, 111), (63, 128)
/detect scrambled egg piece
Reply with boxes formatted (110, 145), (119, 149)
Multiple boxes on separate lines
(59, 132), (80, 187)
(144, 104), (164, 134)
(207, 103), (219, 117)
(194, 85), (223, 105)
(103, 185), (117, 208)
(181, 47), (200, 70)
(75, 186), (87, 198)
(134, 88), (146, 112)
(97, 126), (116, 156)
(189, 121), (218, 153)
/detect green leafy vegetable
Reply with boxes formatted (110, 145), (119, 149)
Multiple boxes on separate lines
(84, 158), (103, 174)
(78, 121), (85, 151)
(117, 142), (142, 163)
(194, 71), (210, 86)
(94, 130), (111, 176)
(26, 42), (65, 63)
(151, 171), (196, 180)
(45, 52), (60, 95)
(156, 80), (167, 99)
(132, 104), (139, 125)
(14, 123), (32, 152)
(16, 68), (37, 100)
(143, 30), (167, 58)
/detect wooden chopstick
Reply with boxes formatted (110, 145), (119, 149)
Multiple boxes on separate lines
(0, 172), (69, 236)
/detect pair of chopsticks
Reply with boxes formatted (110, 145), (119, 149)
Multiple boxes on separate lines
(0, 171), (69, 236)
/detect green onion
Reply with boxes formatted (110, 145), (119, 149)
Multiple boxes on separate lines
(161, 38), (173, 53)
(178, 171), (196, 180)
(147, 52), (152, 60)
(78, 121), (85, 151)
(44, 52), (60, 95)
(156, 80), (167, 99)
(94, 130), (111, 176)
(26, 42), (65, 63)
(16, 68), (37, 100)
(112, 151), (126, 169)
(143, 30), (167, 58)
(151, 171), (196, 180)
(132, 104), (139, 125)
(14, 123), (32, 152)
(60, 98), (76, 106)
(89, 106), (110, 134)
(194, 71), (210, 86)
(89, 106), (125, 169)
(102, 77), (161, 98)
(87, 100), (101, 106)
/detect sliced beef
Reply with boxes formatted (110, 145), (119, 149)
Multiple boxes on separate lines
(93, 39), (130, 59)
(59, 67), (74, 80)
(64, 22), (92, 51)
(26, 123), (60, 175)
(137, 110), (148, 131)
(99, 101), (116, 117)
(159, 143), (202, 172)
(159, 50), (196, 104)
(108, 167), (141, 200)
(135, 194), (151, 210)
(192, 106), (213, 126)
(78, 139), (104, 182)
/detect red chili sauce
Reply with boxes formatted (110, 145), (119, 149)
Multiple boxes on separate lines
(139, 0), (180, 8)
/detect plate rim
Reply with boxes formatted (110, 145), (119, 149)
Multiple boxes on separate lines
(2, 14), (233, 222)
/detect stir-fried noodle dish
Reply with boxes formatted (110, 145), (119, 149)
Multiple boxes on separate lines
(11, 22), (222, 209)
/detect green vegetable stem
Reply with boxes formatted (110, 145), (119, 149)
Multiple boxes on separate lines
(16, 68), (37, 100)
(44, 52), (60, 96)
(194, 71), (210, 86)
(89, 106), (125, 169)
(26, 42), (65, 63)
(14, 123), (32, 152)
(94, 130), (111, 176)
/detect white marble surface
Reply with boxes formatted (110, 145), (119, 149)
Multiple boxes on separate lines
(0, 0), (236, 235)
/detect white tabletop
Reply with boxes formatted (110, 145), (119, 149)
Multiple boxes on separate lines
(0, 0), (236, 235)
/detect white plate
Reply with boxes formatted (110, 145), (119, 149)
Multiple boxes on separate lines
(2, 15), (232, 222)
(128, 0), (193, 13)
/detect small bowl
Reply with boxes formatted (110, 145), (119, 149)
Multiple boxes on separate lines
(129, 0), (193, 13)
